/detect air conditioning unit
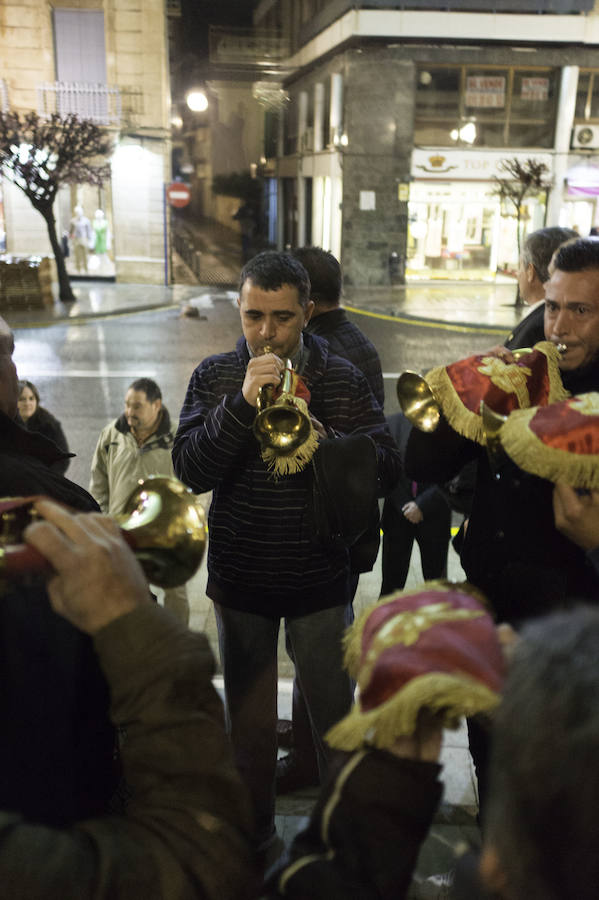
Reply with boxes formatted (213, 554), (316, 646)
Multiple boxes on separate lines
(572, 124), (599, 150)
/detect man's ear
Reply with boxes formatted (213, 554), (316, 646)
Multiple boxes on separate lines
(236, 296), (241, 309)
(304, 299), (315, 325)
(479, 845), (507, 896)
(526, 262), (536, 285)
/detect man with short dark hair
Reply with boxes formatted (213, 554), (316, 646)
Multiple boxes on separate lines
(173, 250), (401, 862)
(505, 225), (577, 350)
(407, 235), (599, 621)
(276, 246), (386, 793)
(294, 246), (384, 407)
(90, 377), (189, 623)
(406, 235), (599, 806)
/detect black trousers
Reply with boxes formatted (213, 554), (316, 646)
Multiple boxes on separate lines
(380, 503), (451, 595)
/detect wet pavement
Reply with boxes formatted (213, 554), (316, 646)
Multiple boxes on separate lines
(6, 270), (523, 334)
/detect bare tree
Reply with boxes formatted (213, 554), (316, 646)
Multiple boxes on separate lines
(0, 111), (113, 302)
(492, 157), (552, 306)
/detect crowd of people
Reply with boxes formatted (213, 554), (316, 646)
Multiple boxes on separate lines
(2, 230), (599, 898)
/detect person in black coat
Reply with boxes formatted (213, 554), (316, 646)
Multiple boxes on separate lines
(381, 412), (451, 595)
(17, 380), (71, 475)
(0, 317), (116, 827)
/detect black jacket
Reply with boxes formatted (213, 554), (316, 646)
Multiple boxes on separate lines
(268, 750), (442, 899)
(383, 413), (450, 524)
(0, 412), (115, 825)
(306, 308), (385, 409)
(504, 303), (545, 351)
(20, 406), (71, 475)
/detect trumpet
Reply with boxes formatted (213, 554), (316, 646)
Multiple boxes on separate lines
(0, 476), (207, 589)
(253, 348), (312, 455)
(397, 346), (551, 433)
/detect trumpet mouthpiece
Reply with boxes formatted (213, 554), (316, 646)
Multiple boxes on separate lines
(556, 343), (567, 354)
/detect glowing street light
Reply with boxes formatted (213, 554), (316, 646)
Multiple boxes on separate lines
(186, 90), (208, 113)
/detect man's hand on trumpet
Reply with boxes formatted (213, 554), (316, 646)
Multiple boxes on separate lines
(242, 352), (284, 407)
(24, 499), (150, 635)
(309, 413), (327, 441)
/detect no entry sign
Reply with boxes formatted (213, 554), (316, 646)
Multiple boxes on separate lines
(167, 183), (191, 208)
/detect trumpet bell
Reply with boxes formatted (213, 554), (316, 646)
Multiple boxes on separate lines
(253, 402), (312, 454)
(396, 371), (440, 432)
(117, 476), (207, 588)
(253, 358), (313, 455)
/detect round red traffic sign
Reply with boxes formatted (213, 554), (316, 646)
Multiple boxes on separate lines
(167, 182), (191, 208)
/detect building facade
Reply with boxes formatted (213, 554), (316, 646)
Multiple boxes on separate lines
(253, 0), (599, 285)
(0, 0), (171, 285)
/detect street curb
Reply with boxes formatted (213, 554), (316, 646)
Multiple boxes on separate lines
(345, 304), (512, 336)
(10, 297), (513, 334)
(9, 302), (179, 329)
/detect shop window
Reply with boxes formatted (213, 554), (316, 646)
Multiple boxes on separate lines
(416, 68), (460, 120)
(575, 71), (599, 121)
(414, 64), (558, 149)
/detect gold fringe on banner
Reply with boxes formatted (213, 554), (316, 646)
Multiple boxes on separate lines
(425, 365), (487, 443)
(500, 400), (599, 490)
(329, 580), (501, 751)
(326, 672), (500, 751)
(424, 342), (568, 446)
(540, 341), (571, 404)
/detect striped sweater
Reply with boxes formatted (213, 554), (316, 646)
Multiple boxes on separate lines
(173, 333), (401, 617)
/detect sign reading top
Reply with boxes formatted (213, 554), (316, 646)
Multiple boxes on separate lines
(209, 27), (290, 67)
(412, 149), (553, 180)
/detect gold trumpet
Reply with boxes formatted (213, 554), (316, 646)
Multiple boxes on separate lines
(253, 348), (312, 455)
(0, 476), (207, 589)
(397, 347), (537, 433)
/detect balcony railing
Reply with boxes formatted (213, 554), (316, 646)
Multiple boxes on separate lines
(37, 82), (122, 126)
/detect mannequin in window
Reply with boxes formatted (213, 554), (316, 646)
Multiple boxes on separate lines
(92, 209), (111, 272)
(69, 206), (92, 273)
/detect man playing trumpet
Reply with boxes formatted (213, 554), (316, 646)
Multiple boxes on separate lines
(405, 236), (599, 804)
(173, 251), (401, 869)
(407, 236), (599, 621)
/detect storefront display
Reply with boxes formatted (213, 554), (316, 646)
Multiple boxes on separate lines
(408, 149), (550, 281)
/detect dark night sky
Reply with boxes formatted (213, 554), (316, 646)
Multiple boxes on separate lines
(179, 0), (255, 57)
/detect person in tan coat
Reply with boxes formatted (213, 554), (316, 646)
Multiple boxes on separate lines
(90, 378), (189, 624)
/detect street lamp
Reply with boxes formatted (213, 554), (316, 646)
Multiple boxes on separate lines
(186, 90), (208, 113)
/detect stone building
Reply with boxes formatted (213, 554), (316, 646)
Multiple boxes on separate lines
(253, 0), (599, 286)
(0, 0), (171, 284)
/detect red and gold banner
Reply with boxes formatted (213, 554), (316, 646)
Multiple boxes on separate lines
(500, 392), (599, 489)
(326, 582), (504, 751)
(425, 341), (567, 444)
